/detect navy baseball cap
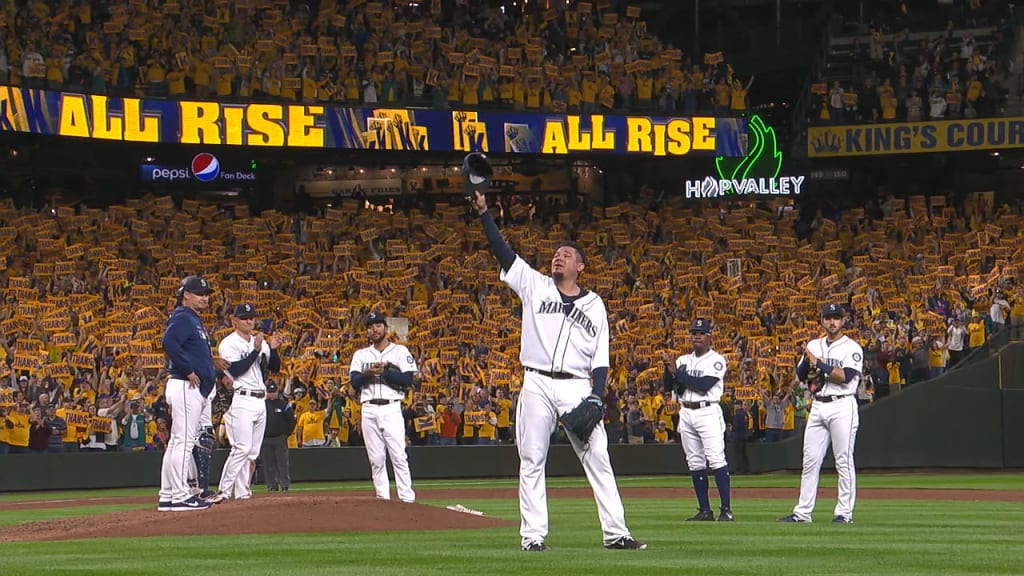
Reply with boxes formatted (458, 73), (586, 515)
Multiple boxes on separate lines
(266, 383), (278, 393)
(822, 303), (844, 318)
(181, 275), (212, 295)
(233, 303), (256, 318)
(364, 311), (387, 326)
(690, 318), (712, 334)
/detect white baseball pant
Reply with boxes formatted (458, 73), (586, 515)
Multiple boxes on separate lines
(159, 379), (206, 504)
(218, 394), (266, 498)
(361, 401), (415, 503)
(678, 404), (728, 470)
(516, 370), (630, 546)
(792, 395), (859, 520)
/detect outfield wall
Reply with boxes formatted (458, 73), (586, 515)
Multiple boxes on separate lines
(2, 345), (1020, 492)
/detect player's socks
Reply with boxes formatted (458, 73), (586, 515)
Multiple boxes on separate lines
(712, 466), (731, 509)
(691, 470), (711, 511)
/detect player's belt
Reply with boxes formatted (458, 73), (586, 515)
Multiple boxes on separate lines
(235, 389), (266, 399)
(814, 394), (854, 403)
(365, 399), (400, 406)
(525, 367), (578, 380)
(681, 401), (715, 409)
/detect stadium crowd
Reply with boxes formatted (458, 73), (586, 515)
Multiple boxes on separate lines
(0, 0), (755, 115)
(0, 185), (1020, 455)
(809, 0), (1019, 124)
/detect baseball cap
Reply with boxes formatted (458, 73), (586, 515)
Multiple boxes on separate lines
(462, 152), (493, 196)
(181, 275), (212, 295)
(266, 383), (278, 393)
(822, 303), (843, 318)
(18, 375), (28, 381)
(690, 318), (712, 334)
(364, 311), (387, 327)
(233, 303), (256, 318)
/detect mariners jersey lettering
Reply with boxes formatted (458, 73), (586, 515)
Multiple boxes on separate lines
(673, 349), (727, 403)
(807, 335), (863, 396)
(218, 332), (271, 392)
(500, 256), (609, 376)
(349, 343), (417, 403)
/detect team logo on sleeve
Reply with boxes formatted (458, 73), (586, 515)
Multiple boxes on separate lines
(852, 353), (862, 362)
(407, 355), (414, 364)
(714, 362), (724, 371)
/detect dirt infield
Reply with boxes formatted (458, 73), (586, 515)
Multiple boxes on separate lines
(3, 487), (1022, 542)
(0, 495), (514, 542)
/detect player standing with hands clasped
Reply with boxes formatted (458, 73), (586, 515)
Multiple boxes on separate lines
(349, 311), (418, 503)
(779, 303), (863, 524)
(467, 153), (646, 552)
(207, 304), (281, 504)
(158, 276), (230, 511)
(662, 318), (733, 522)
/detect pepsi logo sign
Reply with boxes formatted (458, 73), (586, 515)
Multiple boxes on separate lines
(191, 153), (221, 182)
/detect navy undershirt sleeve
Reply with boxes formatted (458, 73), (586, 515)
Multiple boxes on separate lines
(843, 367), (859, 384)
(796, 358), (810, 380)
(673, 370), (718, 393)
(350, 372), (371, 391)
(382, 370), (415, 389)
(227, 351), (260, 379)
(480, 210), (516, 272)
(590, 367), (608, 397)
(267, 349), (281, 372)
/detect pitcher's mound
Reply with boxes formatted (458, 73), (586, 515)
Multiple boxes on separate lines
(0, 494), (513, 542)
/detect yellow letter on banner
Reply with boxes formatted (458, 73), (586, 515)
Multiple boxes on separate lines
(287, 105), (324, 147)
(179, 101), (222, 144)
(541, 120), (568, 154)
(246, 104), (286, 146)
(90, 95), (123, 140)
(57, 94), (90, 138)
(122, 98), (159, 142)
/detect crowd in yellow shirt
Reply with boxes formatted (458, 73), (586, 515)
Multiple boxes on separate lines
(0, 0), (752, 115)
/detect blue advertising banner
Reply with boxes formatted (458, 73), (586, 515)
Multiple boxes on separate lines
(0, 87), (748, 157)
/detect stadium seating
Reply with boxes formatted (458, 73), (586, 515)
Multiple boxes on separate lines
(807, 5), (1018, 124)
(1, 189), (1020, 451)
(0, 0), (752, 115)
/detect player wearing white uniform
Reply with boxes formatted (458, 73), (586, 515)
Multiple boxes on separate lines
(662, 318), (733, 522)
(471, 187), (646, 552)
(349, 311), (417, 503)
(779, 303), (863, 524)
(207, 304), (281, 504)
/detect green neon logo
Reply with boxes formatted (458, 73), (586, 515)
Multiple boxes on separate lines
(714, 115), (783, 192)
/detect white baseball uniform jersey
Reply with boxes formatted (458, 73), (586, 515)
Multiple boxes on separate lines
(792, 334), (863, 521)
(500, 255), (636, 548)
(672, 350), (728, 471)
(349, 342), (417, 503)
(216, 332), (270, 499)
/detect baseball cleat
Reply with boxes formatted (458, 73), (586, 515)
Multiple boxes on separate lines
(157, 501), (173, 512)
(832, 515), (853, 524)
(718, 508), (734, 522)
(236, 492), (252, 501)
(205, 492), (230, 505)
(198, 490), (216, 500)
(521, 541), (549, 552)
(171, 496), (212, 511)
(777, 514), (810, 523)
(604, 536), (648, 550)
(686, 509), (716, 521)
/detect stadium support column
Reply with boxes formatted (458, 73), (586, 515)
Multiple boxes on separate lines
(694, 0), (700, 58)
(776, 0), (781, 48)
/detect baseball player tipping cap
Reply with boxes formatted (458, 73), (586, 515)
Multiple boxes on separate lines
(233, 304), (256, 318)
(821, 303), (843, 318)
(690, 318), (712, 334)
(364, 311), (386, 327)
(181, 275), (213, 295)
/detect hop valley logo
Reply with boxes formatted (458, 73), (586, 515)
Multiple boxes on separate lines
(684, 114), (805, 198)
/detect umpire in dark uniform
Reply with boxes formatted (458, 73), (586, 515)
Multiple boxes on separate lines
(261, 382), (296, 491)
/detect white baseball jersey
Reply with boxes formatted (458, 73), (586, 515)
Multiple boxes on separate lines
(349, 342), (417, 403)
(218, 332), (271, 392)
(806, 335), (863, 397)
(672, 349), (727, 403)
(500, 256), (609, 376)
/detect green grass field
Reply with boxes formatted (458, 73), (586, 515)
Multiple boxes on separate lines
(3, 473), (1023, 576)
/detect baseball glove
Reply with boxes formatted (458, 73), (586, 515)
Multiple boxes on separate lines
(561, 397), (604, 443)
